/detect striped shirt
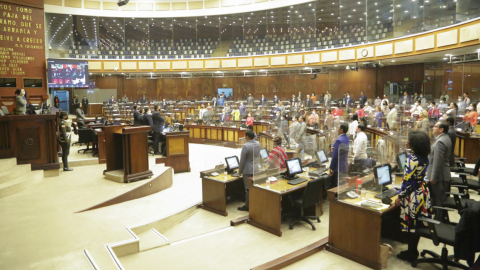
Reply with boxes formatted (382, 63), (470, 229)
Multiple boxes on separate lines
(266, 146), (288, 169)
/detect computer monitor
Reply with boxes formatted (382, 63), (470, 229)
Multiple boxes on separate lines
(315, 150), (328, 164)
(286, 158), (302, 179)
(260, 148), (268, 160)
(373, 164), (392, 191)
(396, 152), (406, 172)
(225, 156), (239, 173)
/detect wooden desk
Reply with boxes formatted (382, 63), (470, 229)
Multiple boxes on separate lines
(327, 179), (401, 270)
(455, 131), (480, 163)
(155, 131), (190, 173)
(200, 168), (244, 216)
(258, 132), (299, 158)
(0, 114), (59, 171)
(94, 128), (106, 164)
(184, 124), (245, 148)
(248, 173), (329, 237)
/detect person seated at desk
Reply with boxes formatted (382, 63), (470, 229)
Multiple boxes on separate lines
(237, 129), (260, 211)
(266, 136), (288, 169)
(395, 130), (432, 262)
(437, 98), (449, 114)
(76, 103), (86, 129)
(364, 102), (374, 116)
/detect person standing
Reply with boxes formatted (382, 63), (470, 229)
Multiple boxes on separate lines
(399, 91), (411, 106)
(108, 95), (115, 104)
(297, 92), (302, 102)
(353, 124), (368, 161)
(463, 92), (471, 106)
(329, 123), (350, 188)
(260, 95), (267, 106)
(296, 115), (307, 161)
(140, 94), (147, 104)
(82, 96), (89, 114)
(415, 110), (429, 132)
(305, 95), (313, 108)
(427, 102), (439, 123)
(374, 106), (383, 128)
(381, 95), (389, 111)
(291, 94), (297, 104)
(237, 129), (260, 211)
(395, 130), (432, 262)
(311, 93), (317, 104)
(386, 104), (397, 131)
(58, 112), (73, 171)
(427, 121), (452, 221)
(133, 105), (141, 125)
(72, 95), (79, 109)
(76, 104), (85, 129)
(232, 106), (240, 121)
(245, 112), (254, 130)
(122, 94), (129, 103)
(15, 89), (27, 115)
(239, 102), (247, 116)
(152, 105), (165, 155)
(247, 94), (254, 107)
(324, 91), (331, 108)
(359, 91), (367, 106)
(446, 116), (456, 167)
(349, 114), (359, 139)
(273, 95), (279, 104)
(324, 109), (334, 130)
(54, 95), (60, 108)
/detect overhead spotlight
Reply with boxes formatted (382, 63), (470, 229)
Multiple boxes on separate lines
(117, 0), (129, 6)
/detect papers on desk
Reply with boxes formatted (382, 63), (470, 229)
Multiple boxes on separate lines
(354, 199), (389, 210)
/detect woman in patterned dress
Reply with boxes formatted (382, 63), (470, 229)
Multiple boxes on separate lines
(395, 130), (432, 262)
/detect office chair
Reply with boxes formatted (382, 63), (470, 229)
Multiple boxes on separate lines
(285, 178), (322, 231)
(71, 122), (81, 146)
(411, 206), (469, 270)
(442, 185), (476, 212)
(451, 157), (475, 175)
(450, 172), (480, 197)
(77, 129), (96, 154)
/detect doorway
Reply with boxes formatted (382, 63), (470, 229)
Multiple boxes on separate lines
(54, 90), (69, 113)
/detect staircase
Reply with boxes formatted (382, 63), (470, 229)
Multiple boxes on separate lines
(0, 158), (44, 199)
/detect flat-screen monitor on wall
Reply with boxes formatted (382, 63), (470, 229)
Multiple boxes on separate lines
(47, 59), (89, 88)
(217, 88), (233, 97)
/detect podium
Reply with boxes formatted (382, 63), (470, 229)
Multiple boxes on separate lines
(103, 126), (153, 182)
(156, 131), (190, 173)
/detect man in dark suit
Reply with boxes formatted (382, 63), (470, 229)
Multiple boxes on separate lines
(152, 104), (165, 155)
(291, 94), (297, 104)
(297, 92), (302, 102)
(82, 96), (89, 114)
(446, 116), (456, 167)
(399, 91), (411, 106)
(260, 95), (267, 106)
(427, 121), (452, 221)
(161, 98), (168, 110)
(359, 91), (367, 106)
(305, 95), (313, 108)
(140, 94), (147, 104)
(273, 95), (279, 104)
(238, 129), (260, 211)
(108, 95), (115, 104)
(133, 105), (141, 125)
(329, 123), (350, 188)
(76, 103), (86, 128)
(344, 94), (354, 107)
(239, 102), (247, 116)
(72, 95), (79, 108)
(142, 108), (153, 130)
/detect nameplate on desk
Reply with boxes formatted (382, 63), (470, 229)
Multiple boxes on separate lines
(380, 128), (384, 131)
(260, 120), (265, 122)
(406, 119), (410, 121)
(190, 123), (196, 125)
(211, 124), (216, 126)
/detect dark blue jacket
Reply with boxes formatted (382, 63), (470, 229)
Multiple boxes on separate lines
(330, 134), (350, 173)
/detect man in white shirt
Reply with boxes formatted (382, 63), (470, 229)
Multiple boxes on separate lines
(381, 95), (389, 111)
(438, 98), (449, 113)
(387, 104), (398, 130)
(410, 101), (423, 116)
(348, 114), (359, 139)
(353, 124), (368, 160)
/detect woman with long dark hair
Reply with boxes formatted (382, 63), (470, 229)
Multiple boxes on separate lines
(396, 130), (432, 262)
(54, 95), (60, 108)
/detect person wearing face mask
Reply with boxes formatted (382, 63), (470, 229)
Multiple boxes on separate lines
(419, 94), (426, 106)
(463, 92), (471, 106)
(381, 95), (389, 111)
(289, 115), (299, 139)
(457, 96), (467, 111)
(359, 91), (367, 106)
(438, 98), (448, 113)
(427, 102), (439, 123)
(325, 109), (334, 130)
(298, 104), (306, 116)
(387, 104), (398, 131)
(58, 111), (73, 171)
(295, 115), (307, 161)
(382, 100), (390, 116)
(333, 106), (343, 118)
(440, 91), (449, 103)
(344, 94), (353, 107)
(348, 114), (359, 139)
(307, 109), (319, 126)
(463, 103), (478, 130)
(245, 112), (254, 130)
(374, 96), (382, 107)
(410, 101), (422, 117)
(415, 110), (429, 132)
(364, 102), (373, 116)
(324, 91), (331, 108)
(356, 104), (365, 118)
(353, 123), (368, 162)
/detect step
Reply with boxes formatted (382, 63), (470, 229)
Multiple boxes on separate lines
(0, 164), (31, 185)
(0, 170), (43, 199)
(0, 158), (17, 171)
(137, 229), (169, 252)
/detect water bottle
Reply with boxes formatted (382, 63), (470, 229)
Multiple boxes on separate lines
(266, 178), (270, 188)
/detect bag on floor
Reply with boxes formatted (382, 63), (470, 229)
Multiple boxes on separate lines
(379, 243), (394, 268)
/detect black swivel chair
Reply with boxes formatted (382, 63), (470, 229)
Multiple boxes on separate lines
(450, 172), (480, 197)
(451, 157), (475, 175)
(411, 206), (469, 270)
(285, 178), (322, 231)
(77, 129), (96, 154)
(71, 122), (81, 146)
(443, 186), (476, 212)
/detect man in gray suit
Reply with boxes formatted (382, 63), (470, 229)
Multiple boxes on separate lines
(296, 115), (307, 161)
(427, 121), (452, 221)
(238, 129), (260, 211)
(247, 94), (254, 107)
(446, 116), (456, 167)
(15, 88), (27, 115)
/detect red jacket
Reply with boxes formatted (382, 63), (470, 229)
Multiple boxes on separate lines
(246, 116), (254, 126)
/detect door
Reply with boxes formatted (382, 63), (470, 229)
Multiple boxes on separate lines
(55, 90), (69, 113)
